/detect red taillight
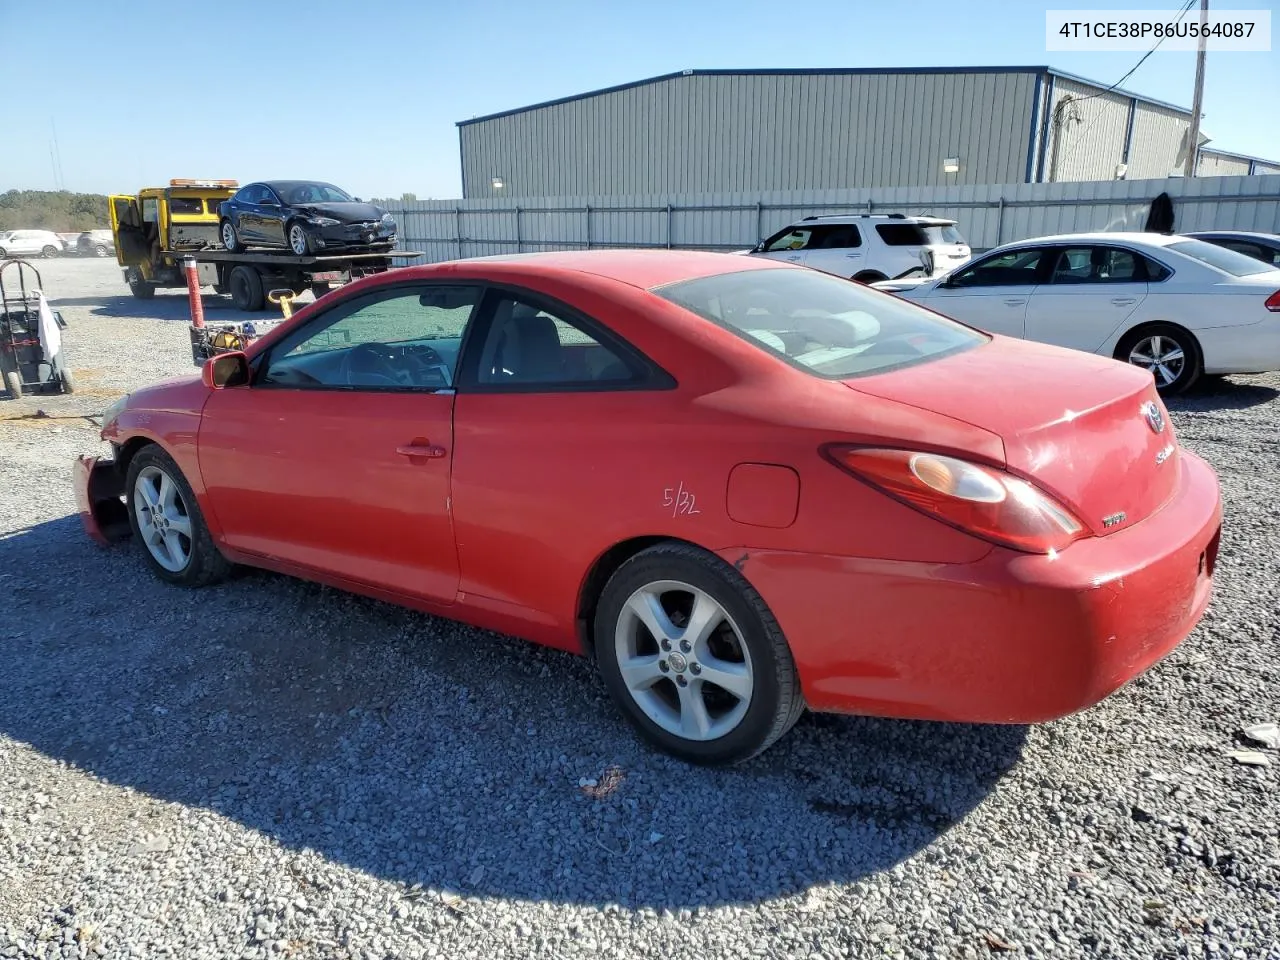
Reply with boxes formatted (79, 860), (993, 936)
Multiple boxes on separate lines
(1266, 291), (1280, 313)
(825, 447), (1086, 554)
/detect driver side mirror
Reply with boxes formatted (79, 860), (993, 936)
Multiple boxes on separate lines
(202, 351), (249, 389)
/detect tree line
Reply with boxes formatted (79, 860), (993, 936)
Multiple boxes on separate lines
(0, 190), (110, 233)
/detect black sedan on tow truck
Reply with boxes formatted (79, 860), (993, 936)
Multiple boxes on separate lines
(218, 181), (398, 257)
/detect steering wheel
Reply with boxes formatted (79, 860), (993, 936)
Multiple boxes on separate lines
(340, 342), (405, 387)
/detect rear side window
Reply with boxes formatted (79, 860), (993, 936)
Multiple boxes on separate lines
(876, 223), (930, 246)
(1167, 239), (1280, 277)
(655, 267), (985, 379)
(1050, 246), (1148, 283)
(809, 224), (862, 249)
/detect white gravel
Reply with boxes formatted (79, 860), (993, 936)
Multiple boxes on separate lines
(1, 257), (1278, 960)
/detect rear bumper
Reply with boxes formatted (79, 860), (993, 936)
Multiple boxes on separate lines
(74, 455), (129, 546)
(721, 450), (1222, 723)
(1199, 321), (1280, 375)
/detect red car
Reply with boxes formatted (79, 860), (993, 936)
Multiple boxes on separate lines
(75, 250), (1222, 765)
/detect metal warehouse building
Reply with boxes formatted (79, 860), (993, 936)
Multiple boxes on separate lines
(457, 66), (1279, 199)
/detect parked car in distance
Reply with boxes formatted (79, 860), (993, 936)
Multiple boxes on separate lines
(745, 214), (970, 283)
(0, 229), (65, 258)
(77, 229), (115, 257)
(77, 250), (1221, 765)
(217, 181), (397, 256)
(1184, 231), (1280, 269)
(874, 232), (1280, 394)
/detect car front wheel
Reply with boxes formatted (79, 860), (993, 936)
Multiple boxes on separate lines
(1117, 324), (1202, 395)
(42, 245), (58, 258)
(288, 223), (314, 256)
(126, 446), (232, 587)
(593, 542), (804, 765)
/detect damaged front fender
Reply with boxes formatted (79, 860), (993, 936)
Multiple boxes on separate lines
(73, 455), (130, 546)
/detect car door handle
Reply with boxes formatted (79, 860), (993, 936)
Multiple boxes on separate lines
(396, 442), (446, 459)
(785, 255), (803, 261)
(844, 252), (862, 257)
(1111, 297), (1137, 305)
(1003, 298), (1027, 306)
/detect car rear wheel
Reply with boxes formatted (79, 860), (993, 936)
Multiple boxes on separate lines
(42, 245), (58, 259)
(1117, 323), (1202, 395)
(126, 446), (232, 587)
(228, 265), (264, 311)
(95, 245), (110, 258)
(0, 248), (7, 259)
(593, 542), (804, 765)
(288, 223), (314, 256)
(220, 220), (241, 253)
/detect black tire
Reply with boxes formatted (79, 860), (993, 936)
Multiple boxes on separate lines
(42, 245), (58, 259)
(0, 248), (8, 259)
(125, 445), (233, 587)
(287, 221), (314, 256)
(593, 542), (804, 765)
(3, 371), (21, 398)
(1115, 323), (1202, 396)
(127, 267), (156, 300)
(220, 219), (241, 253)
(853, 270), (888, 284)
(228, 265), (265, 311)
(95, 245), (110, 258)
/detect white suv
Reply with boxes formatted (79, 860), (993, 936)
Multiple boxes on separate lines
(746, 214), (970, 283)
(0, 229), (65, 259)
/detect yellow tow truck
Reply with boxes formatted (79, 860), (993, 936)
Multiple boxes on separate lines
(110, 179), (417, 311)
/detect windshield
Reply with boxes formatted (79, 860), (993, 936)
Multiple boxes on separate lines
(1167, 238), (1280, 277)
(655, 267), (986, 379)
(924, 224), (965, 244)
(273, 182), (354, 205)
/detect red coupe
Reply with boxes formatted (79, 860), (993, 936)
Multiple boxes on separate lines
(75, 250), (1222, 764)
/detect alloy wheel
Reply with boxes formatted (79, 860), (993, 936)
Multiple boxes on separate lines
(289, 225), (309, 256)
(1128, 334), (1186, 388)
(613, 580), (754, 742)
(221, 222), (236, 250)
(133, 465), (193, 573)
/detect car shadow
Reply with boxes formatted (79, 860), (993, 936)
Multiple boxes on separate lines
(1166, 377), (1280, 412)
(49, 293), (288, 323)
(0, 516), (1027, 909)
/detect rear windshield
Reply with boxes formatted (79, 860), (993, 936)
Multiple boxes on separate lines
(169, 197), (204, 215)
(1167, 238), (1280, 277)
(655, 267), (985, 379)
(877, 222), (965, 246)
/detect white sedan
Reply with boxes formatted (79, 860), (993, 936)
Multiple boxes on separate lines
(873, 232), (1280, 394)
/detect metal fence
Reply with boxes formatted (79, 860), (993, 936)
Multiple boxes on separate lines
(385, 174), (1280, 263)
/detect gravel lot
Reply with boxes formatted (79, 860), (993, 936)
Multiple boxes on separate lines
(1, 257), (1278, 960)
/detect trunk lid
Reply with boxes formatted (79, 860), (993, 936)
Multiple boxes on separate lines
(846, 336), (1179, 536)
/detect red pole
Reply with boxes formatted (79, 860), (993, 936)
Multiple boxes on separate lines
(183, 256), (205, 329)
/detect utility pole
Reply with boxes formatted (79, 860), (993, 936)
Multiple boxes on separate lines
(1183, 0), (1209, 178)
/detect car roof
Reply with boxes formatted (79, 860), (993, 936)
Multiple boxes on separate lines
(996, 231), (1187, 248)
(427, 249), (788, 290)
(1186, 230), (1280, 243)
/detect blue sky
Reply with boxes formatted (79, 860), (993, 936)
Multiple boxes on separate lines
(3, 0), (1276, 198)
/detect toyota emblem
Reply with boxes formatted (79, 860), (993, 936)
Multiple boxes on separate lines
(1141, 401), (1165, 434)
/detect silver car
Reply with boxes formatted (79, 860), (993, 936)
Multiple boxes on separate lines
(0, 230), (65, 259)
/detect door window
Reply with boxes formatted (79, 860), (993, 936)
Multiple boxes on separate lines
(469, 295), (641, 388)
(949, 248), (1048, 287)
(763, 227), (815, 252)
(809, 224), (862, 249)
(1049, 246), (1147, 284)
(262, 285), (480, 390)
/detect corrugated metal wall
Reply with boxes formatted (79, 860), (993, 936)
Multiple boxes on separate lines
(1039, 77), (1130, 183)
(1126, 103), (1191, 180)
(460, 71), (1038, 198)
(386, 175), (1280, 263)
(1196, 152), (1253, 177)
